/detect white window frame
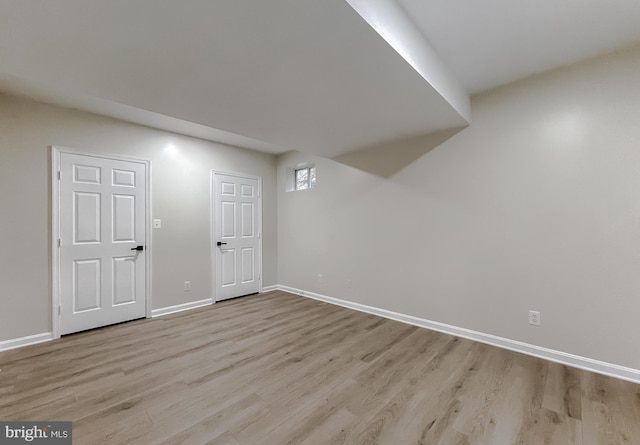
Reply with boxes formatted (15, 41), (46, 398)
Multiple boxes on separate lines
(286, 162), (316, 192)
(294, 166), (316, 191)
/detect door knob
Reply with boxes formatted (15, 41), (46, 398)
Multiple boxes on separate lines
(131, 245), (144, 251)
(217, 242), (227, 246)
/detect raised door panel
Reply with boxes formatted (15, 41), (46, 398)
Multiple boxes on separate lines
(112, 194), (136, 242)
(241, 203), (254, 238)
(112, 169), (136, 187)
(241, 248), (255, 284)
(113, 257), (136, 305)
(240, 184), (254, 197)
(221, 202), (236, 239)
(74, 192), (101, 244)
(73, 259), (101, 312)
(221, 249), (236, 287)
(74, 164), (101, 184)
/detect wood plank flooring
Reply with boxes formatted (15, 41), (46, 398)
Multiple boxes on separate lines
(1, 290), (639, 444)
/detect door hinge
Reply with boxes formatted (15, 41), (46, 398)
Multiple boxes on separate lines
(58, 238), (61, 248)
(257, 191), (261, 198)
(57, 171), (61, 180)
(258, 232), (261, 239)
(58, 305), (61, 315)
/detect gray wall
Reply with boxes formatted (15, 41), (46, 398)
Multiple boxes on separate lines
(277, 45), (640, 370)
(4, 44), (640, 373)
(0, 94), (277, 342)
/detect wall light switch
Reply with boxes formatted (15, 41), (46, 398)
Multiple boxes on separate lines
(153, 219), (162, 229)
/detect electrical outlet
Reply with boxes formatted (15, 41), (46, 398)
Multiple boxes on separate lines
(529, 310), (541, 326)
(153, 219), (162, 229)
(184, 281), (191, 292)
(317, 274), (323, 282)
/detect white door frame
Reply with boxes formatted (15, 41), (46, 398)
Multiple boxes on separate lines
(51, 146), (152, 339)
(210, 170), (263, 302)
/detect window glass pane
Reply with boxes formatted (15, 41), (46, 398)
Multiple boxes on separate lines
(296, 168), (308, 190)
(309, 167), (316, 188)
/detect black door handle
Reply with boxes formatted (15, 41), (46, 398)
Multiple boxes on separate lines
(217, 242), (227, 246)
(131, 245), (144, 251)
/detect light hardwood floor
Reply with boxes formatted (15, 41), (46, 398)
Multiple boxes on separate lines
(1, 291), (639, 444)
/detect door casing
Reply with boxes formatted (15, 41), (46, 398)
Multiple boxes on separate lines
(51, 146), (152, 338)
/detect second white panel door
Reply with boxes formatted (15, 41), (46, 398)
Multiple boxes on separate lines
(213, 172), (261, 301)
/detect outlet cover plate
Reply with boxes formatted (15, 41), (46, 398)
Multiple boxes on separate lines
(529, 310), (541, 326)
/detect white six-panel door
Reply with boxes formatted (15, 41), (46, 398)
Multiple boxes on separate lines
(213, 172), (261, 301)
(58, 152), (147, 335)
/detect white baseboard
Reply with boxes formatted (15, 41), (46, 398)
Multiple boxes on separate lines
(261, 285), (278, 293)
(277, 285), (640, 385)
(0, 332), (54, 352)
(152, 298), (213, 318)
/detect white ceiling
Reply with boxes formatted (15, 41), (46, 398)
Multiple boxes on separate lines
(1, 1), (639, 156)
(397, 0), (640, 94)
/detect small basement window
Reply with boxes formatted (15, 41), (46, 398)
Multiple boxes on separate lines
(295, 166), (316, 190)
(285, 162), (316, 192)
